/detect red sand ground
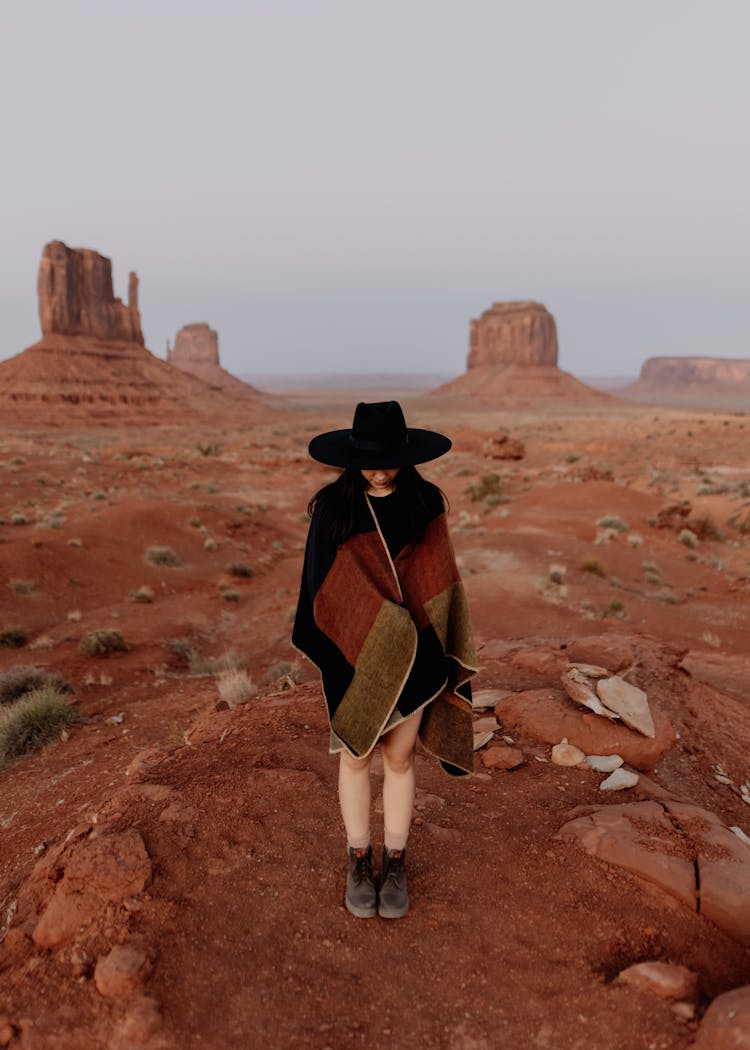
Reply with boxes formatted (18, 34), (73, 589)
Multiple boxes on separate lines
(1, 395), (749, 1049)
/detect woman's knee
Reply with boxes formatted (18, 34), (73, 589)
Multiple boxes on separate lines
(339, 749), (373, 775)
(381, 742), (416, 776)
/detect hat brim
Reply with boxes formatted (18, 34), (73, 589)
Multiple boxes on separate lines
(308, 427), (451, 469)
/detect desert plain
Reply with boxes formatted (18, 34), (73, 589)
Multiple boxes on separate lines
(1, 380), (750, 1050)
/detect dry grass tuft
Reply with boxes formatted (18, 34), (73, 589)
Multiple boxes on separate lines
(579, 558), (607, 578)
(79, 629), (128, 657)
(145, 545), (182, 567)
(0, 686), (80, 763)
(0, 665), (73, 705)
(217, 669), (257, 707)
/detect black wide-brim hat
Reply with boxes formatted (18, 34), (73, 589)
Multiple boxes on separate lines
(308, 400), (452, 469)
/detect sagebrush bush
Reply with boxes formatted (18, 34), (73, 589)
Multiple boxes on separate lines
(465, 473), (504, 505)
(0, 685), (80, 762)
(9, 579), (35, 595)
(579, 558), (607, 578)
(0, 665), (72, 705)
(0, 628), (27, 649)
(130, 585), (155, 603)
(79, 629), (128, 657)
(678, 528), (699, 549)
(226, 562), (254, 578)
(145, 546), (182, 567)
(596, 515), (629, 532)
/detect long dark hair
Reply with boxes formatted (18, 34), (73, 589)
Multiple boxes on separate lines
(308, 466), (445, 545)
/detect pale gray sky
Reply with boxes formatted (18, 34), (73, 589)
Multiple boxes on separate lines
(1, 0), (748, 377)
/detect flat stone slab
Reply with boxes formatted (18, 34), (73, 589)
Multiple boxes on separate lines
(596, 676), (655, 738)
(558, 798), (750, 947)
(495, 688), (674, 770)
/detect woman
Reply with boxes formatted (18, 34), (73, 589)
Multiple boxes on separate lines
(292, 401), (477, 919)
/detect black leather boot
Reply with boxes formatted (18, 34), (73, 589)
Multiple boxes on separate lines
(345, 846), (377, 918)
(378, 846), (409, 918)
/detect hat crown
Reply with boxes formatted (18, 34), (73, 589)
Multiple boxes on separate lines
(350, 401), (408, 451)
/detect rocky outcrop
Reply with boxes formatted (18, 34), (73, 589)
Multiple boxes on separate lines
(0, 241), (259, 424)
(167, 323), (260, 398)
(468, 301), (558, 369)
(434, 300), (605, 403)
(621, 357), (750, 403)
(38, 240), (143, 344)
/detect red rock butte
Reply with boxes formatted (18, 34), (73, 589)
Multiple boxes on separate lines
(435, 300), (605, 402)
(0, 241), (259, 424)
(167, 323), (260, 398)
(622, 356), (750, 401)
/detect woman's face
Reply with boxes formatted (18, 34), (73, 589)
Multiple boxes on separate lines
(361, 467), (399, 495)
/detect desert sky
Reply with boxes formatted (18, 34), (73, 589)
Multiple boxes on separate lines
(1, 0), (748, 377)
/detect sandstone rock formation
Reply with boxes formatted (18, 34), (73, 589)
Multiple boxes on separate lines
(621, 356), (750, 403)
(167, 322), (259, 398)
(468, 301), (558, 369)
(38, 240), (143, 343)
(434, 300), (605, 403)
(0, 241), (259, 423)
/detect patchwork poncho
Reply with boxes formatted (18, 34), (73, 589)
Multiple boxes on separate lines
(292, 485), (477, 776)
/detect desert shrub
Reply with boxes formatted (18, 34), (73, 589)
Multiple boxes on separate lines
(564, 453), (581, 464)
(130, 585), (155, 603)
(644, 569), (662, 586)
(145, 545), (182, 567)
(219, 585), (240, 603)
(196, 442), (220, 457)
(602, 599), (626, 619)
(579, 558), (607, 578)
(548, 564), (566, 585)
(654, 589), (680, 604)
(29, 636), (55, 651)
(727, 509), (750, 535)
(626, 532), (643, 547)
(596, 515), (629, 532)
(465, 473), (503, 505)
(0, 666), (72, 705)
(187, 517), (202, 528)
(217, 669), (257, 707)
(67, 538), (83, 548)
(678, 528), (698, 549)
(11, 513), (28, 526)
(226, 562), (254, 578)
(0, 628), (27, 649)
(9, 579), (35, 595)
(0, 686), (80, 763)
(689, 513), (723, 541)
(204, 537), (218, 551)
(79, 629), (128, 657)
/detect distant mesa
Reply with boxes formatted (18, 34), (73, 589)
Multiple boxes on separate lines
(621, 356), (750, 402)
(167, 323), (260, 399)
(434, 300), (605, 402)
(0, 241), (260, 423)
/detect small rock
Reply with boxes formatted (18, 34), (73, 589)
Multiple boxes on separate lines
(0, 1021), (17, 1048)
(561, 668), (618, 720)
(570, 662), (610, 678)
(95, 943), (152, 999)
(600, 768), (639, 791)
(482, 745), (524, 770)
(597, 677), (655, 738)
(472, 688), (513, 710)
(473, 731), (495, 751)
(692, 985), (750, 1049)
(616, 960), (697, 1001)
(551, 740), (586, 767)
(672, 1001), (696, 1021)
(731, 826), (750, 847)
(473, 715), (499, 733)
(117, 995), (162, 1044)
(584, 754), (624, 773)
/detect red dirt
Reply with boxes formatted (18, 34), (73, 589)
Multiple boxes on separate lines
(1, 395), (750, 1049)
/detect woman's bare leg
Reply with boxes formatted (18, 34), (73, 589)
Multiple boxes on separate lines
(380, 711), (421, 851)
(338, 749), (373, 849)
